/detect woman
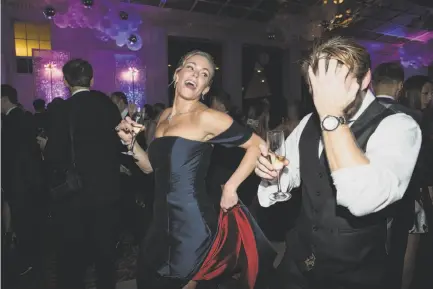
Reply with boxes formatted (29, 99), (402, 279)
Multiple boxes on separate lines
(400, 75), (433, 289)
(116, 51), (275, 289)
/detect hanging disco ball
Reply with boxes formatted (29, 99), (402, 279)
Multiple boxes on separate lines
(119, 11), (129, 20)
(82, 0), (94, 8)
(43, 6), (56, 19)
(128, 34), (138, 44)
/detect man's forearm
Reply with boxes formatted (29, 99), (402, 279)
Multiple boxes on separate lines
(322, 125), (369, 172)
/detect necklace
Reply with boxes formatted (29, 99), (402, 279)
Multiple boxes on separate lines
(167, 106), (199, 123)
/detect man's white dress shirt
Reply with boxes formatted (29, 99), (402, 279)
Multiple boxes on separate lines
(258, 90), (422, 217)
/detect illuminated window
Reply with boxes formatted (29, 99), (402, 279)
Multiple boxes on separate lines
(14, 22), (51, 57)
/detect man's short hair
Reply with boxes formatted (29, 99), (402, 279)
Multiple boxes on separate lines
(33, 98), (46, 110)
(62, 59), (93, 88)
(1, 84), (19, 104)
(110, 91), (128, 105)
(301, 36), (371, 86)
(372, 62), (404, 87)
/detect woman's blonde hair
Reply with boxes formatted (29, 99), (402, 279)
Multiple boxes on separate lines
(172, 50), (216, 87)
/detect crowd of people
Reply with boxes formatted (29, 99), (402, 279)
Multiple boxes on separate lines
(1, 36), (432, 289)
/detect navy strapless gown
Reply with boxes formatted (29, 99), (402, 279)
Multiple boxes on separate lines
(137, 122), (276, 289)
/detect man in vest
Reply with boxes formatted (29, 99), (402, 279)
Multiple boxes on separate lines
(255, 37), (422, 289)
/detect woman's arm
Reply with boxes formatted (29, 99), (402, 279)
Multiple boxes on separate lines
(116, 117), (153, 174)
(201, 109), (264, 210)
(131, 142), (153, 174)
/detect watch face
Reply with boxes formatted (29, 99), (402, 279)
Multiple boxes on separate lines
(322, 116), (339, 131)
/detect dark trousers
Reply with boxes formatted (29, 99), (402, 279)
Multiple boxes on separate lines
(55, 202), (119, 289)
(271, 232), (386, 289)
(386, 218), (410, 289)
(9, 195), (44, 268)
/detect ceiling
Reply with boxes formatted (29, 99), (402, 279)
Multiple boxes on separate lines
(331, 0), (433, 44)
(127, 0), (319, 22)
(129, 0), (433, 44)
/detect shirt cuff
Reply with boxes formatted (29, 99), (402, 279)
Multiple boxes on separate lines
(257, 181), (277, 207)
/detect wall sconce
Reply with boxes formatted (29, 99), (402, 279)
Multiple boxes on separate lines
(44, 62), (56, 101)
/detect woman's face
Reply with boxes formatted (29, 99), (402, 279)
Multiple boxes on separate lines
(175, 54), (212, 101)
(421, 82), (433, 109)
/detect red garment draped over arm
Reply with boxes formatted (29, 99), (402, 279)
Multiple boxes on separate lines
(193, 205), (259, 289)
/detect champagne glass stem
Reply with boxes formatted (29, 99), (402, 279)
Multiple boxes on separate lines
(129, 132), (137, 152)
(276, 171), (282, 192)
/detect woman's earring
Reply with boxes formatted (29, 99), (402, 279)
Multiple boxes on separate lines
(201, 93), (205, 100)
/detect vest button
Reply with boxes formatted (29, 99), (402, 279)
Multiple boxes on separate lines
(316, 191), (320, 196)
(318, 172), (323, 178)
(312, 225), (318, 232)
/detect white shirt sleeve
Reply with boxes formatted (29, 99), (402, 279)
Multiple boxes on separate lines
(332, 113), (422, 217)
(257, 114), (312, 207)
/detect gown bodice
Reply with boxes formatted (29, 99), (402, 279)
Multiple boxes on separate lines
(144, 122), (252, 280)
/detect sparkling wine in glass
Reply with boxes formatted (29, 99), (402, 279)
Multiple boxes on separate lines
(267, 130), (291, 202)
(123, 107), (145, 156)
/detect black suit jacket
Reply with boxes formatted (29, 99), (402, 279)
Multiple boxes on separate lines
(44, 90), (122, 207)
(1, 107), (43, 201)
(376, 96), (422, 124)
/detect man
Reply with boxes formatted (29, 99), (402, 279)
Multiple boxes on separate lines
(44, 59), (121, 289)
(1, 84), (44, 276)
(110, 91), (129, 119)
(373, 62), (425, 289)
(255, 37), (422, 289)
(372, 61), (422, 122)
(32, 98), (49, 133)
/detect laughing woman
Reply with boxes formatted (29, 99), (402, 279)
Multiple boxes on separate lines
(116, 51), (275, 289)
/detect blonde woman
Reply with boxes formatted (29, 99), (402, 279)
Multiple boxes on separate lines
(116, 51), (274, 289)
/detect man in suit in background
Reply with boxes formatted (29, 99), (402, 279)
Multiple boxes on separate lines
(372, 62), (421, 289)
(110, 91), (129, 119)
(1, 84), (44, 276)
(33, 98), (49, 134)
(372, 62), (421, 122)
(44, 59), (121, 289)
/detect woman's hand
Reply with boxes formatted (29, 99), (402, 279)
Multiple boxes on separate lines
(115, 116), (145, 145)
(220, 184), (239, 212)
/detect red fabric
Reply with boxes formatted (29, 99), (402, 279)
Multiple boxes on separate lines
(192, 205), (259, 289)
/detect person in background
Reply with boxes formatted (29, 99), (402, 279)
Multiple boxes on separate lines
(110, 91), (129, 119)
(399, 75), (433, 289)
(371, 62), (423, 289)
(144, 102), (165, 148)
(44, 59), (121, 289)
(245, 98), (270, 140)
(33, 99), (49, 132)
(372, 62), (421, 122)
(1, 84), (44, 277)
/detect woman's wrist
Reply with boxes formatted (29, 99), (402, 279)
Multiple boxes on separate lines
(223, 182), (238, 194)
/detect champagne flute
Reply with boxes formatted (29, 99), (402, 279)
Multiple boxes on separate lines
(123, 107), (145, 156)
(267, 130), (291, 202)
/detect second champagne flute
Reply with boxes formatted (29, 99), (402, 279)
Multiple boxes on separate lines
(267, 130), (291, 202)
(123, 107), (145, 156)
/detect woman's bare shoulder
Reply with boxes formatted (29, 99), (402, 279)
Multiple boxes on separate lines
(158, 108), (173, 123)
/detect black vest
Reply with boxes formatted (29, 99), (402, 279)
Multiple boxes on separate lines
(296, 100), (395, 274)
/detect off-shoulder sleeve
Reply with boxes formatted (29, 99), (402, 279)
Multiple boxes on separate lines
(208, 121), (253, 148)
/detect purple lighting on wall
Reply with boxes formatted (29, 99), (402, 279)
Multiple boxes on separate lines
(33, 50), (70, 103)
(115, 54), (146, 107)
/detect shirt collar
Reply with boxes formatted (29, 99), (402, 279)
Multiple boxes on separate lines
(71, 88), (90, 96)
(349, 90), (376, 122)
(121, 108), (128, 119)
(6, 106), (18, 115)
(376, 94), (395, 100)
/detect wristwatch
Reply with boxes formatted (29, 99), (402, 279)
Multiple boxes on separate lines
(321, 115), (347, 131)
